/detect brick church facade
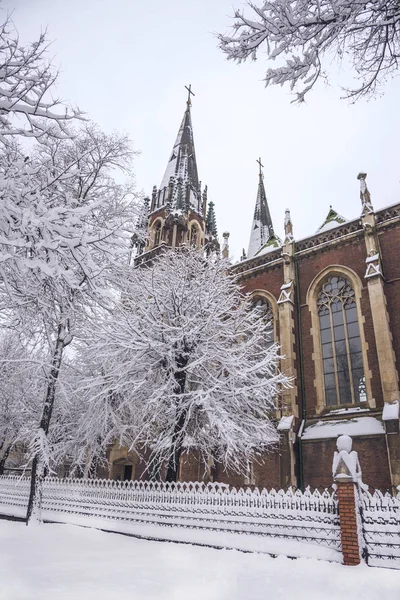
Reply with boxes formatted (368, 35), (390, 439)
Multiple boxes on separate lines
(110, 93), (400, 492)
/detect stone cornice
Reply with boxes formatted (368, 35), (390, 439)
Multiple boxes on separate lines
(233, 202), (400, 278)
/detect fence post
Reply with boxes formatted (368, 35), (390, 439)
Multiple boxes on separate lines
(332, 435), (364, 566)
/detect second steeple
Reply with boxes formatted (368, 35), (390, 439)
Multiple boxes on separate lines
(247, 159), (280, 259)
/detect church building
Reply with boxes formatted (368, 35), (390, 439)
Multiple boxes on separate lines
(117, 91), (400, 493)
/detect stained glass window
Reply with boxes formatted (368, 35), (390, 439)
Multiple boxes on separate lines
(317, 276), (366, 406)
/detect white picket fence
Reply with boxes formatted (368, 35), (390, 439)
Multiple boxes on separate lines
(360, 488), (400, 569)
(0, 475), (341, 554)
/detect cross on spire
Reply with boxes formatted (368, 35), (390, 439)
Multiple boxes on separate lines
(256, 157), (264, 176)
(185, 84), (195, 106)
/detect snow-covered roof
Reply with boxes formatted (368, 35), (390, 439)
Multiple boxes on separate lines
(316, 207), (347, 234)
(277, 415), (294, 431)
(254, 237), (282, 257)
(301, 416), (385, 440)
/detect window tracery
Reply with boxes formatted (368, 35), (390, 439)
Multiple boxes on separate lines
(317, 276), (366, 406)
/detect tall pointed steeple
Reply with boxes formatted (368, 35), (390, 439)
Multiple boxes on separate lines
(145, 87), (218, 254)
(154, 85), (202, 214)
(247, 159), (280, 259)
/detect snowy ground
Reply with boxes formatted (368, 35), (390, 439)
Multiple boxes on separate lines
(0, 521), (399, 600)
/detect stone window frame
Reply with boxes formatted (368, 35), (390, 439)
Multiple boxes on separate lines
(249, 289), (281, 413)
(306, 265), (374, 415)
(249, 289), (278, 346)
(151, 218), (164, 248)
(188, 219), (203, 249)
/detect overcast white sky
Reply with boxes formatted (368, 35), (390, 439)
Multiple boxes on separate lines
(5, 0), (400, 260)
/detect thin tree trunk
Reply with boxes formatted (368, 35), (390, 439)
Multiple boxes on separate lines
(0, 443), (12, 476)
(26, 325), (67, 524)
(83, 447), (92, 479)
(165, 410), (187, 483)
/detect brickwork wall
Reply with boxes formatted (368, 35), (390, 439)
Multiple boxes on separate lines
(302, 436), (391, 490)
(336, 482), (361, 566)
(239, 264), (284, 302)
(178, 449), (282, 489)
(179, 451), (203, 482)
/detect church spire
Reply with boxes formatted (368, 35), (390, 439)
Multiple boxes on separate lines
(155, 85), (201, 214)
(247, 159), (279, 259)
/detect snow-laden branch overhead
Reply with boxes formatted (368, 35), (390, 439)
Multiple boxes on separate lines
(0, 16), (84, 142)
(218, 0), (400, 102)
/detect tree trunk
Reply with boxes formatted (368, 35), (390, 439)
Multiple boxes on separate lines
(165, 354), (188, 483)
(0, 443), (12, 476)
(26, 325), (67, 524)
(165, 410), (187, 483)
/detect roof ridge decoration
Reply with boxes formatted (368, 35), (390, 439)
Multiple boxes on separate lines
(247, 159), (281, 259)
(316, 206), (347, 234)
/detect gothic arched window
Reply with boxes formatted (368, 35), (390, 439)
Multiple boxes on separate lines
(317, 276), (366, 406)
(154, 222), (162, 247)
(252, 296), (274, 350)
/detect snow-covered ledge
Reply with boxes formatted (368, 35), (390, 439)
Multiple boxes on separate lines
(277, 415), (294, 432)
(382, 400), (399, 421)
(382, 401), (399, 435)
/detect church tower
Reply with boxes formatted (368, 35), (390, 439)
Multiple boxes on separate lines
(144, 86), (219, 254)
(247, 159), (281, 259)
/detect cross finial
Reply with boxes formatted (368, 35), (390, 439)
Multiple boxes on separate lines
(256, 157), (264, 176)
(185, 84), (195, 106)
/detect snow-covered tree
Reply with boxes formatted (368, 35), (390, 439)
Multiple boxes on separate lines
(48, 352), (120, 479)
(0, 125), (140, 521)
(218, 0), (400, 102)
(0, 15), (82, 142)
(0, 331), (43, 474)
(82, 248), (289, 483)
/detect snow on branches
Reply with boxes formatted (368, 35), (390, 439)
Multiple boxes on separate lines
(0, 126), (140, 521)
(0, 16), (83, 142)
(82, 248), (290, 482)
(218, 0), (400, 102)
(0, 331), (43, 474)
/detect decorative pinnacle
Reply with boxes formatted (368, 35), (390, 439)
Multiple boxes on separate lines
(222, 232), (230, 259)
(357, 172), (373, 214)
(185, 84), (195, 107)
(284, 208), (293, 242)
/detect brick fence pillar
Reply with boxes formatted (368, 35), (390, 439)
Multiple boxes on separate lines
(332, 435), (364, 566)
(336, 480), (361, 566)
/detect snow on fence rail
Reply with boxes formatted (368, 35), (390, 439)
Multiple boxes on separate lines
(360, 488), (400, 569)
(0, 475), (341, 552)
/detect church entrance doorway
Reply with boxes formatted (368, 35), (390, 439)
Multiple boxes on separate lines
(123, 465), (133, 481)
